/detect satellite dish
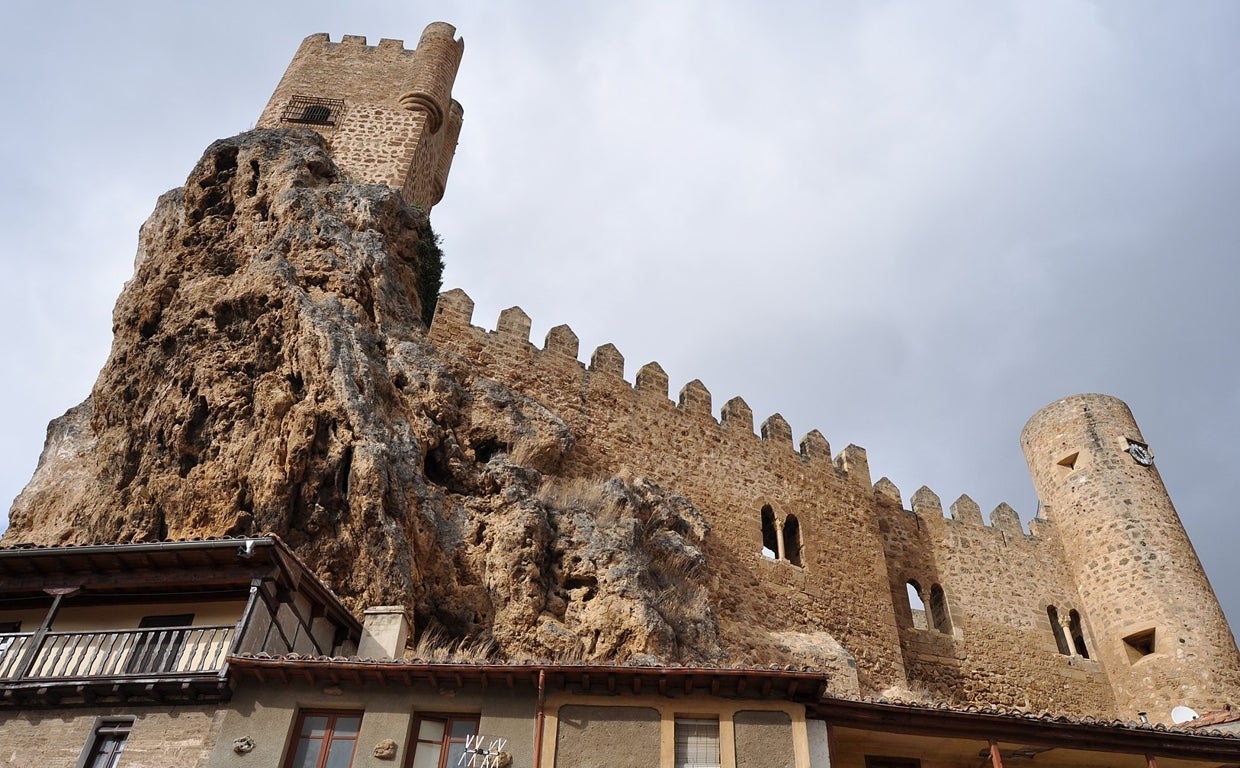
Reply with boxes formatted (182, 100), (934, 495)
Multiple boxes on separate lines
(1171, 705), (1200, 724)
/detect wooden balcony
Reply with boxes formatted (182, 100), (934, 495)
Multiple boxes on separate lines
(0, 537), (364, 708)
(0, 625), (234, 682)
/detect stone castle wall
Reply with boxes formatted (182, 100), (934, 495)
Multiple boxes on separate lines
(423, 290), (1212, 717)
(428, 289), (908, 694)
(875, 483), (1116, 715)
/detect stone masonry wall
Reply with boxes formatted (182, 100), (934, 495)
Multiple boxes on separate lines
(0, 706), (224, 768)
(874, 481), (1116, 715)
(424, 291), (1230, 717)
(256, 26), (462, 210)
(428, 290), (907, 693)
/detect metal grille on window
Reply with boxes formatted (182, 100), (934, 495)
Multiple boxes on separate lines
(674, 718), (721, 768)
(280, 96), (345, 127)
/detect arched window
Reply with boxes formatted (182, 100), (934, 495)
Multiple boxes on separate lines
(928, 584), (951, 633)
(760, 505), (779, 559)
(905, 581), (927, 630)
(1047, 606), (1070, 655)
(1069, 610), (1090, 659)
(782, 514), (802, 566)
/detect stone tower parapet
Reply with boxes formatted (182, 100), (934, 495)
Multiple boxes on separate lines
(256, 24), (464, 210)
(1021, 394), (1240, 721)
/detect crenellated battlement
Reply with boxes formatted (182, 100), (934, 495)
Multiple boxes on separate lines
(429, 288), (872, 485)
(295, 33), (421, 56)
(873, 479), (1032, 539)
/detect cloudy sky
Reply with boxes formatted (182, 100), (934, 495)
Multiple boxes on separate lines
(2, 2), (1238, 630)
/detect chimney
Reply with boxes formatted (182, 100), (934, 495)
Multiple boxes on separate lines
(357, 606), (411, 659)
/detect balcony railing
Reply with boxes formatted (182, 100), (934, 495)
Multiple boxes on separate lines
(0, 626), (234, 682)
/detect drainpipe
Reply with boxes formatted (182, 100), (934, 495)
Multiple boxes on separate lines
(988, 740), (1004, 768)
(534, 669), (547, 768)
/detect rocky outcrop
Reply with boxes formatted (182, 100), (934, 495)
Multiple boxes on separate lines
(4, 129), (725, 664)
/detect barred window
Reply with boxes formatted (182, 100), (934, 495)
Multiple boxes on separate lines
(280, 96), (345, 127)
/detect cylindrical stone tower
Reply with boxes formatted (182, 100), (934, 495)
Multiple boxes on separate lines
(1021, 394), (1240, 723)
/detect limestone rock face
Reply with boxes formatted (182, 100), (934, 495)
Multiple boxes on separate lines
(4, 130), (722, 663)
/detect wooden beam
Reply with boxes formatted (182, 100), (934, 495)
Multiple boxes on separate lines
(4, 564), (277, 593)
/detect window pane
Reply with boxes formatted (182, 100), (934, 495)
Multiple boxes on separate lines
(333, 716), (361, 738)
(446, 742), (470, 767)
(449, 719), (478, 739)
(87, 734), (126, 768)
(302, 715), (330, 738)
(418, 719), (445, 741)
(324, 738), (357, 768)
(290, 737), (323, 768)
(410, 743), (442, 768)
(675, 718), (720, 768)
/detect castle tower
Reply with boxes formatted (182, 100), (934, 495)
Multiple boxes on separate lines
(1021, 394), (1240, 722)
(256, 23), (465, 210)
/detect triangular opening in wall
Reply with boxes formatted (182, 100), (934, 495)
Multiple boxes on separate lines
(1123, 628), (1156, 662)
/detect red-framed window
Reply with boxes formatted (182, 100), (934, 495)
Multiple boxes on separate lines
(406, 714), (479, 768)
(285, 710), (362, 768)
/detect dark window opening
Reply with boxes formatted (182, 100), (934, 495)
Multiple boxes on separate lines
(760, 505), (779, 559)
(1047, 606), (1070, 655)
(1124, 628), (1156, 662)
(0, 621), (21, 666)
(81, 718), (133, 768)
(1069, 609), (1090, 658)
(783, 514), (802, 566)
(929, 584), (951, 633)
(302, 104), (331, 123)
(280, 95), (345, 127)
(866, 757), (922, 768)
(126, 614), (193, 673)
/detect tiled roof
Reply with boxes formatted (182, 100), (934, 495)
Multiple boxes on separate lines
(1189, 707), (1240, 728)
(830, 694), (1239, 739)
